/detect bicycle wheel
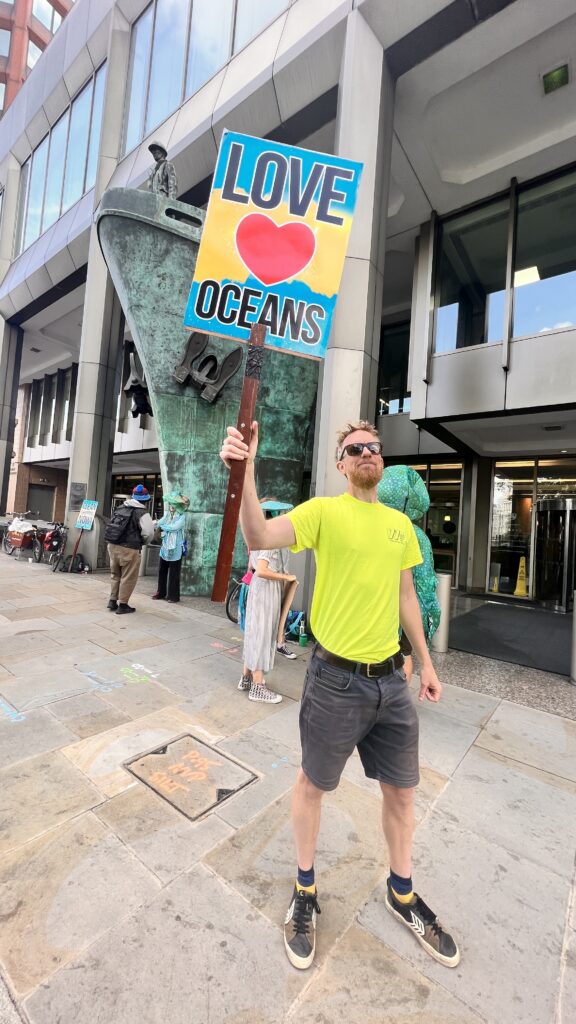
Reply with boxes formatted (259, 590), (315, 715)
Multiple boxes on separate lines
(32, 538), (43, 563)
(2, 535), (14, 555)
(52, 549), (63, 573)
(225, 580), (241, 623)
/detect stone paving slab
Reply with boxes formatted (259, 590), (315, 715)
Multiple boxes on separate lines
(0, 614), (61, 630)
(436, 745), (576, 879)
(177, 680), (292, 741)
(410, 676), (501, 728)
(0, 750), (103, 855)
(417, 701), (480, 776)
(23, 864), (308, 1024)
(285, 922), (487, 1024)
(359, 815), (568, 1024)
(47, 623), (122, 647)
(151, 651), (241, 699)
(0, 974), (22, 1024)
(125, 633), (238, 670)
(94, 785), (233, 884)
(0, 709), (77, 770)
(0, 812), (160, 996)
(560, 927), (576, 1024)
(0, 668), (96, 711)
(206, 779), (387, 965)
(45, 691), (132, 738)
(476, 699), (576, 781)
(61, 706), (208, 797)
(342, 751), (449, 823)
(95, 677), (178, 719)
(0, 641), (112, 677)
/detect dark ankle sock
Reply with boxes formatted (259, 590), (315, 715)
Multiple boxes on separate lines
(389, 870), (414, 903)
(297, 865), (315, 890)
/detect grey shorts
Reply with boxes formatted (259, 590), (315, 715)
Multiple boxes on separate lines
(299, 648), (420, 792)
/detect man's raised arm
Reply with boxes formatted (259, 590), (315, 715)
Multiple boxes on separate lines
(220, 421), (296, 550)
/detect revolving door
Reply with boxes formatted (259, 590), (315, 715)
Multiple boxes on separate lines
(534, 497), (576, 612)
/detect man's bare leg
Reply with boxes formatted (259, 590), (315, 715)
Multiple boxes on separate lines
(380, 782), (414, 877)
(291, 768), (324, 870)
(284, 768), (324, 969)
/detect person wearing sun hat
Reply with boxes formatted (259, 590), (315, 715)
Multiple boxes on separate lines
(152, 491), (190, 603)
(105, 484), (155, 614)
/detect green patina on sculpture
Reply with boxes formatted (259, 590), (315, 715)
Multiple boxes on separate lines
(97, 188), (318, 596)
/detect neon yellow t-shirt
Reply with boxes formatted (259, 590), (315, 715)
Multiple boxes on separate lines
(287, 493), (422, 662)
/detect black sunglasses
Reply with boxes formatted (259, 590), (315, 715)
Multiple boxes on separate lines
(340, 441), (383, 458)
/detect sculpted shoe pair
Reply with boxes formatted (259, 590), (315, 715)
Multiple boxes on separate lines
(283, 879), (460, 970)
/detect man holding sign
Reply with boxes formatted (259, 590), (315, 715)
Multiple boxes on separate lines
(220, 421), (460, 972)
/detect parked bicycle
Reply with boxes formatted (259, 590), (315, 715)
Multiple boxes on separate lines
(2, 512), (47, 556)
(225, 576), (242, 623)
(32, 523), (68, 568)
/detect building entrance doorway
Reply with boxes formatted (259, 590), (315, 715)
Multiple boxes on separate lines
(27, 484), (55, 521)
(534, 497), (576, 613)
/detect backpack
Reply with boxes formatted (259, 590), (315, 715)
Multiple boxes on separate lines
(104, 506), (134, 545)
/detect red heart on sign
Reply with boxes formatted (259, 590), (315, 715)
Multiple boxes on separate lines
(235, 214), (316, 286)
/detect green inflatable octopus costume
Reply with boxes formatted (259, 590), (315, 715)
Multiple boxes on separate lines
(377, 464), (441, 646)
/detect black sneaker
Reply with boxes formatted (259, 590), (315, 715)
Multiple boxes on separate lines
(116, 604), (136, 615)
(107, 599), (118, 611)
(385, 880), (460, 967)
(283, 886), (321, 970)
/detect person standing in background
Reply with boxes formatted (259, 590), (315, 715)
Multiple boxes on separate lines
(152, 492), (190, 604)
(106, 484), (155, 615)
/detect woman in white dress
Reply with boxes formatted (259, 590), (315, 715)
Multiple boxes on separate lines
(238, 501), (297, 704)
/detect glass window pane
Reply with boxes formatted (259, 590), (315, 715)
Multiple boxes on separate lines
(490, 461), (534, 595)
(123, 4), (153, 154)
(85, 64), (106, 191)
(0, 82), (5, 110)
(145, 0), (189, 135)
(185, 0), (233, 97)
(536, 458), (576, 497)
(234, 0), (287, 52)
(24, 135), (49, 249)
(33, 0), (54, 30)
(14, 159), (31, 256)
(377, 322), (410, 416)
(27, 40), (42, 68)
(41, 110), (68, 231)
(428, 464), (462, 582)
(513, 171), (576, 338)
(53, 10), (61, 31)
(61, 80), (93, 212)
(434, 199), (509, 352)
(0, 30), (11, 57)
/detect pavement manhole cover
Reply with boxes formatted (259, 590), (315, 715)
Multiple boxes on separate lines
(123, 733), (257, 820)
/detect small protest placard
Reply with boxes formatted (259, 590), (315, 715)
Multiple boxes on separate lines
(75, 500), (98, 531)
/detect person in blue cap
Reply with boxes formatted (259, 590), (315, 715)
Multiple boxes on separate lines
(104, 484), (155, 614)
(238, 499), (298, 703)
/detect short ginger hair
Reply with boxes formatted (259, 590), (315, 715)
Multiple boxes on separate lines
(335, 420), (380, 460)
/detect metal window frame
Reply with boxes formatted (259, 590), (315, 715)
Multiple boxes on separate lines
(121, 2), (155, 155)
(23, 133), (50, 251)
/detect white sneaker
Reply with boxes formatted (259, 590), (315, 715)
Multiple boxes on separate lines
(238, 673), (252, 691)
(276, 643), (297, 660)
(249, 682), (282, 703)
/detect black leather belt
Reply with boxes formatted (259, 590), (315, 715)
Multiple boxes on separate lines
(315, 643), (404, 678)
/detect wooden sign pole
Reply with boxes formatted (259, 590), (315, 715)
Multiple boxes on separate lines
(211, 323), (266, 602)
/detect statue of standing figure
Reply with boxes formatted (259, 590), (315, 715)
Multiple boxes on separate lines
(147, 141), (178, 199)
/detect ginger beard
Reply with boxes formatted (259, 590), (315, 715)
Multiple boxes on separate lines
(345, 458), (383, 490)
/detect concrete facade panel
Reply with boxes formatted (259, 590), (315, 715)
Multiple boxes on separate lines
(62, 47), (95, 101)
(426, 346), (506, 419)
(506, 333), (576, 410)
(42, 79), (72, 128)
